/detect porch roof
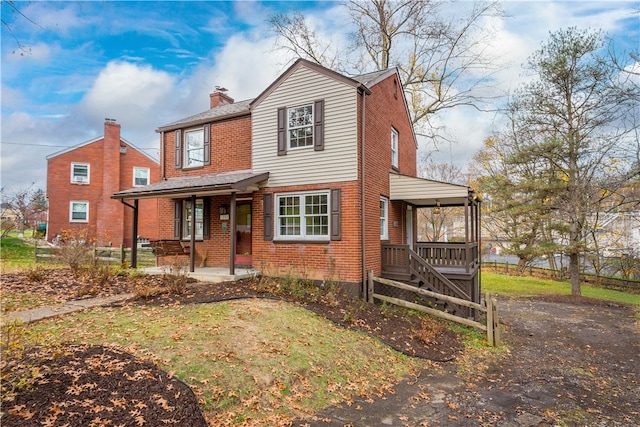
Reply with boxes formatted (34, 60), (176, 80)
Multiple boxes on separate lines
(111, 170), (269, 200)
(389, 173), (476, 207)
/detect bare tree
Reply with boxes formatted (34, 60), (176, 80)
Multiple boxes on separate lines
(269, 0), (504, 145)
(0, 186), (48, 238)
(1, 0), (45, 55)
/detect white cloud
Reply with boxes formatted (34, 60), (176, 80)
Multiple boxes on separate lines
(80, 61), (175, 129)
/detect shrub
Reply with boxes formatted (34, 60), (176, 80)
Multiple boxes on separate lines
(162, 257), (189, 294)
(57, 229), (92, 272)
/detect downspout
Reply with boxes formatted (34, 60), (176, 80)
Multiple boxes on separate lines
(360, 88), (367, 300)
(119, 199), (138, 268)
(189, 195), (196, 272)
(160, 131), (165, 180)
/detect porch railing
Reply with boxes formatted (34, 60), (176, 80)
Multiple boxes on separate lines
(415, 242), (479, 273)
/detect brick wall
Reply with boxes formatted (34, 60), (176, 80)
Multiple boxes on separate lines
(362, 72), (417, 277)
(47, 121), (159, 247)
(163, 115), (252, 180)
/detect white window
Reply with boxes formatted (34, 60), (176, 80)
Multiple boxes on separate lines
(71, 163), (90, 184)
(183, 199), (204, 240)
(133, 167), (150, 186)
(70, 201), (89, 222)
(391, 128), (399, 168)
(276, 191), (329, 240)
(184, 128), (204, 168)
(288, 104), (313, 149)
(380, 196), (389, 240)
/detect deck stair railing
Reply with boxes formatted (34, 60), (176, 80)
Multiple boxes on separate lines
(381, 244), (472, 315)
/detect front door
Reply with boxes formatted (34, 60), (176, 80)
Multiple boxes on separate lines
(235, 202), (252, 266)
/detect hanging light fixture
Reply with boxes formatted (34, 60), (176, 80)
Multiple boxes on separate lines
(433, 199), (441, 215)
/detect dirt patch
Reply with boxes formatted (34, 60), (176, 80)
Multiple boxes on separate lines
(303, 295), (639, 426)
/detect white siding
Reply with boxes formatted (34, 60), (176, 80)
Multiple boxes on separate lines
(252, 66), (359, 187)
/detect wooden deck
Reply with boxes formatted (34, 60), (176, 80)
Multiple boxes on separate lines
(380, 243), (480, 316)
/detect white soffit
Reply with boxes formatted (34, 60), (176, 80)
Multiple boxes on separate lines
(389, 173), (471, 206)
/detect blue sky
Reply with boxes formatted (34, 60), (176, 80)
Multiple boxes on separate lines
(1, 1), (638, 193)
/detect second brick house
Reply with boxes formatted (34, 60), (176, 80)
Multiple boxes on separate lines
(47, 119), (160, 247)
(113, 59), (480, 299)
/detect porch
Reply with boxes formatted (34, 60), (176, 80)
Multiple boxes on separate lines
(141, 266), (261, 284)
(380, 242), (480, 316)
(380, 173), (481, 315)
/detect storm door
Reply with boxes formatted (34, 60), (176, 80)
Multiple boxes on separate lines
(235, 202), (252, 266)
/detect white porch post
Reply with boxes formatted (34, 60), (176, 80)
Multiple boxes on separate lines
(189, 194), (196, 272)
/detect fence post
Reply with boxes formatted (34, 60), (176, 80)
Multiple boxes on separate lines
(120, 244), (126, 265)
(491, 295), (500, 346)
(486, 293), (494, 346)
(367, 270), (374, 303)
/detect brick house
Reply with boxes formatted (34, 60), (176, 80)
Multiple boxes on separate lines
(113, 59), (480, 299)
(47, 119), (160, 247)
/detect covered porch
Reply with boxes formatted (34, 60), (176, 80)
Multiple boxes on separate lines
(382, 173), (481, 307)
(111, 170), (269, 275)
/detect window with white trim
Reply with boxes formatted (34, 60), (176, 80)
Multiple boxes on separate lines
(184, 128), (204, 168)
(276, 191), (329, 240)
(380, 196), (389, 240)
(71, 163), (89, 184)
(288, 104), (313, 148)
(183, 199), (204, 240)
(391, 128), (399, 168)
(133, 167), (150, 186)
(70, 201), (89, 222)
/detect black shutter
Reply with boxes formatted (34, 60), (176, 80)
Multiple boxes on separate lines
(174, 129), (182, 169)
(174, 200), (182, 239)
(203, 125), (210, 165)
(314, 99), (324, 151)
(203, 198), (210, 239)
(263, 193), (273, 240)
(277, 107), (287, 156)
(330, 188), (341, 241)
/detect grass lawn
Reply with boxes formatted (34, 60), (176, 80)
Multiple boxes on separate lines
(482, 271), (640, 306)
(0, 236), (38, 271)
(32, 299), (422, 425)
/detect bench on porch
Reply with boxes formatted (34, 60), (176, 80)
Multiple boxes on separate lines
(149, 240), (190, 257)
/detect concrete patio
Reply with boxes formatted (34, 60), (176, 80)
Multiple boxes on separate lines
(140, 266), (261, 283)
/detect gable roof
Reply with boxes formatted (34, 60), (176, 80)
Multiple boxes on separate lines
(351, 68), (398, 87)
(156, 99), (253, 133)
(45, 135), (158, 164)
(250, 58), (372, 109)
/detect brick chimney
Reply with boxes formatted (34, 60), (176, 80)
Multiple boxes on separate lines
(210, 86), (234, 109)
(98, 118), (124, 245)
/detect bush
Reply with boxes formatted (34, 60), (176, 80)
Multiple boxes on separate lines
(57, 229), (92, 272)
(162, 258), (189, 294)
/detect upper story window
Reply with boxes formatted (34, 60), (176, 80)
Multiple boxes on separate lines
(277, 99), (324, 155)
(133, 167), (150, 186)
(184, 128), (204, 168)
(391, 128), (399, 169)
(276, 191), (329, 241)
(380, 196), (389, 240)
(288, 104), (313, 148)
(174, 126), (210, 170)
(71, 162), (89, 184)
(70, 201), (89, 222)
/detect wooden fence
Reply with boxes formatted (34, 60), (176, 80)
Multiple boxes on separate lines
(368, 271), (500, 346)
(482, 261), (640, 294)
(34, 241), (155, 266)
